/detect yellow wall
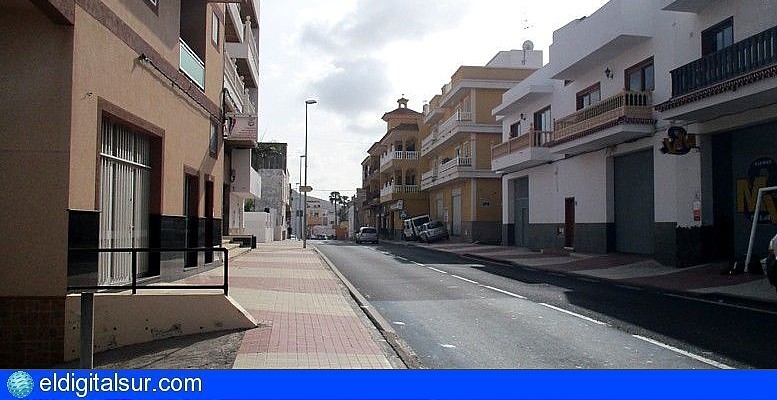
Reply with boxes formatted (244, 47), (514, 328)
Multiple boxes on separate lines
(475, 178), (502, 222)
(69, 3), (224, 217)
(474, 89), (505, 124)
(0, 3), (73, 296)
(475, 133), (501, 169)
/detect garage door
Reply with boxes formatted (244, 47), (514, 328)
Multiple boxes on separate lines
(614, 150), (654, 254)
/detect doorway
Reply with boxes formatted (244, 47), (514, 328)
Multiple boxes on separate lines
(184, 174), (200, 268)
(565, 197), (575, 248)
(514, 177), (529, 246)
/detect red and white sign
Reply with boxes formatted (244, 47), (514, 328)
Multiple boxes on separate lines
(226, 113), (258, 141)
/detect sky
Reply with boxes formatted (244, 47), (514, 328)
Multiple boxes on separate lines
(258, 0), (609, 201)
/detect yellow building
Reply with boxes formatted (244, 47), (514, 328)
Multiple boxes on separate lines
(0, 0), (256, 367)
(360, 154), (381, 230)
(370, 98), (430, 239)
(420, 50), (541, 243)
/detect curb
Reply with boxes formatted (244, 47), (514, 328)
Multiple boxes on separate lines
(313, 247), (425, 369)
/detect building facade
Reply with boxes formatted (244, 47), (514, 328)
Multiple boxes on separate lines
(491, 0), (777, 267)
(421, 50), (541, 243)
(370, 98), (430, 239)
(252, 143), (291, 241)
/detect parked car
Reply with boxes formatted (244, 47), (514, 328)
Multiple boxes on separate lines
(402, 215), (430, 240)
(290, 234), (297, 240)
(355, 227), (379, 244)
(418, 220), (449, 243)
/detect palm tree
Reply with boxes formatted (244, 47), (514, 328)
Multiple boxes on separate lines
(338, 196), (350, 224)
(329, 191), (341, 226)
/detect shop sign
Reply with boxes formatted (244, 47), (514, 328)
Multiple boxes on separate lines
(660, 126), (696, 155)
(736, 157), (777, 224)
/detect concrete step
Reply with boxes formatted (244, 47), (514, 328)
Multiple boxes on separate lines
(228, 246), (250, 260)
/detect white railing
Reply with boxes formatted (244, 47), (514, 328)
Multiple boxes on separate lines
(420, 170), (437, 189)
(437, 110), (473, 141)
(421, 131), (437, 153)
(439, 157), (472, 174)
(223, 52), (255, 113)
(380, 151), (419, 167)
(380, 185), (420, 197)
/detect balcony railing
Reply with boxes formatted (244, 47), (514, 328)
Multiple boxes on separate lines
(551, 91), (653, 143)
(380, 185), (420, 197)
(671, 24), (777, 97)
(179, 38), (205, 89)
(380, 151), (419, 167)
(420, 169), (437, 187)
(224, 52), (255, 114)
(421, 131), (437, 153)
(491, 126), (552, 159)
(439, 156), (472, 173)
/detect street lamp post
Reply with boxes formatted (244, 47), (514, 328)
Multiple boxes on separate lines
(303, 99), (317, 249)
(297, 155), (305, 240)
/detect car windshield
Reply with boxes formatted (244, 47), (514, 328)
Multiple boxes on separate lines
(427, 221), (443, 229)
(413, 216), (430, 227)
(361, 228), (376, 234)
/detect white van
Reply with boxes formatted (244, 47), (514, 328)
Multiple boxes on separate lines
(402, 215), (430, 240)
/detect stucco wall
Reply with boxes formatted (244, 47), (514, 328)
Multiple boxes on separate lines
(0, 2), (73, 297)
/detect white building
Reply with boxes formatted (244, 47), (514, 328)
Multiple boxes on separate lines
(492, 0), (777, 267)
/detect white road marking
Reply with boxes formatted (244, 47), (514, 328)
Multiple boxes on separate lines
(481, 285), (527, 299)
(616, 284), (643, 291)
(440, 344), (457, 349)
(539, 303), (608, 326)
(451, 275), (479, 285)
(631, 334), (733, 369)
(427, 267), (448, 274)
(664, 293), (777, 316)
(396, 256), (408, 261)
(392, 321), (406, 326)
(412, 261), (426, 267)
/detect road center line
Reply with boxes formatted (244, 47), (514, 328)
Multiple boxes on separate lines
(481, 285), (527, 299)
(451, 274), (479, 284)
(663, 293), (777, 316)
(539, 303), (608, 326)
(427, 267), (448, 274)
(631, 334), (732, 369)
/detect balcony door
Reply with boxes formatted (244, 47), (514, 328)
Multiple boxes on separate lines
(452, 193), (462, 236)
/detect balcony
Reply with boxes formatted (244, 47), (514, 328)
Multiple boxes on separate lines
(423, 156), (498, 190)
(661, 0), (712, 13)
(380, 185), (421, 202)
(550, 91), (654, 155)
(231, 149), (261, 199)
(420, 169), (437, 189)
(224, 51), (255, 114)
(670, 25), (777, 98)
(380, 151), (419, 171)
(549, 0), (653, 79)
(179, 38), (205, 89)
(422, 111), (501, 156)
(225, 17), (260, 88)
(491, 127), (554, 174)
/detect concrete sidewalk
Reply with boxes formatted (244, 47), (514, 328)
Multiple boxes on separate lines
(179, 240), (402, 369)
(398, 240), (777, 305)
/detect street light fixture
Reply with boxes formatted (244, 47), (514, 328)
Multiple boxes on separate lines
(303, 99), (317, 249)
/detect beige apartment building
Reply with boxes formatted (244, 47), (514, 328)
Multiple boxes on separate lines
(0, 0), (254, 367)
(366, 98), (430, 239)
(420, 50), (541, 243)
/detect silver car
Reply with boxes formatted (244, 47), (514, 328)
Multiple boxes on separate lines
(418, 220), (449, 243)
(355, 227), (379, 244)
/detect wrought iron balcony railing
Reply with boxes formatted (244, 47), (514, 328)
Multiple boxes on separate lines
(670, 24), (777, 97)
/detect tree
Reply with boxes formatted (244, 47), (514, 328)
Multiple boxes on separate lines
(338, 196), (350, 224)
(329, 191), (341, 226)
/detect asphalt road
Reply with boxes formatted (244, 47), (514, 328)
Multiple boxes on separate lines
(315, 240), (777, 369)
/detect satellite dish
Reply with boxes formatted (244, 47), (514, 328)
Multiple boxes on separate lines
(522, 40), (534, 51)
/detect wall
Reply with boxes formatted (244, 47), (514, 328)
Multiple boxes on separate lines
(0, 1), (74, 367)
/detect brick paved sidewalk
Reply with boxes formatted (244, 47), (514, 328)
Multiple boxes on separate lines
(207, 241), (397, 369)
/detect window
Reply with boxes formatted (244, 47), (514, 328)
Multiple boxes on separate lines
(509, 121), (521, 138)
(702, 17), (733, 56)
(533, 106), (552, 132)
(576, 83), (601, 110)
(144, 0), (158, 13)
(211, 11), (220, 48)
(625, 58), (654, 92)
(209, 121), (219, 157)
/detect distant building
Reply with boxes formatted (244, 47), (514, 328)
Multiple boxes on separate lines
(251, 143), (291, 240)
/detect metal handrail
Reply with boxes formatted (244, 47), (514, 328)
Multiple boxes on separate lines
(68, 247), (229, 295)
